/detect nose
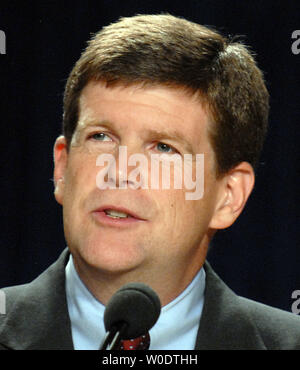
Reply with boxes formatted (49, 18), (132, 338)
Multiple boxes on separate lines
(96, 145), (148, 190)
(115, 146), (149, 189)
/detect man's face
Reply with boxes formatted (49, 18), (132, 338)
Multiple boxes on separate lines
(54, 81), (222, 290)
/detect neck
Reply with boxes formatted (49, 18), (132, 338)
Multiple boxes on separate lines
(71, 243), (208, 307)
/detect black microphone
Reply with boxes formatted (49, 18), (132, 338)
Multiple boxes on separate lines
(100, 282), (161, 350)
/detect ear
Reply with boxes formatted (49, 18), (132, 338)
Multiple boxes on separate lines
(209, 162), (255, 230)
(53, 135), (68, 205)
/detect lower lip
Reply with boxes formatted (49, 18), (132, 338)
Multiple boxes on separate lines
(92, 211), (145, 227)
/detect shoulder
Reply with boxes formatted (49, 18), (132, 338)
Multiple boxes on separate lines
(0, 249), (73, 350)
(199, 261), (300, 350)
(238, 296), (300, 349)
(0, 283), (29, 329)
(0, 249), (68, 318)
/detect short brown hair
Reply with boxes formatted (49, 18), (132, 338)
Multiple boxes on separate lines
(63, 14), (269, 175)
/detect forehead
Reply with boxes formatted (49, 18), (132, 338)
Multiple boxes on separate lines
(77, 81), (213, 151)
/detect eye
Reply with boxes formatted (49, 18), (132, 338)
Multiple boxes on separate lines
(156, 142), (177, 154)
(90, 132), (112, 142)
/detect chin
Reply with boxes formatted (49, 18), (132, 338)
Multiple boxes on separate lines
(73, 240), (146, 275)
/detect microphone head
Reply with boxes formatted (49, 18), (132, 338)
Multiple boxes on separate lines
(104, 282), (161, 339)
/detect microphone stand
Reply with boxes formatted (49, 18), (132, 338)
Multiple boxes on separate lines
(100, 322), (128, 350)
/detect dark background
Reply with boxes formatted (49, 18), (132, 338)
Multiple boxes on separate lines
(0, 0), (299, 312)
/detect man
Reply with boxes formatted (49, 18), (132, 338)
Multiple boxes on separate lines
(1, 14), (299, 350)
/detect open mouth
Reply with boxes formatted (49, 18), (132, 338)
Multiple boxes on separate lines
(93, 205), (145, 226)
(104, 209), (131, 219)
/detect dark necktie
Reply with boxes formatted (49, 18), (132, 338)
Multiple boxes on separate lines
(117, 332), (150, 350)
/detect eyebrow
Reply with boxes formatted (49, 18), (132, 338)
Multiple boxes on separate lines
(81, 119), (112, 131)
(83, 120), (196, 154)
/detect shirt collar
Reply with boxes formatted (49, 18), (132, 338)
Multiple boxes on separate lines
(65, 255), (205, 350)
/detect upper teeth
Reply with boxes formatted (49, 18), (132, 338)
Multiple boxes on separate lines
(105, 209), (129, 218)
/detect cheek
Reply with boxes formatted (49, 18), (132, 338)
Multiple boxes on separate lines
(163, 182), (217, 235)
(62, 154), (99, 218)
(154, 190), (192, 231)
(66, 152), (99, 188)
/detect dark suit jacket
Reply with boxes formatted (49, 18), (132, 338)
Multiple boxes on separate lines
(1, 248), (300, 350)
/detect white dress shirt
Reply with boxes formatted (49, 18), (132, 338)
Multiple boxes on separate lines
(65, 255), (205, 350)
